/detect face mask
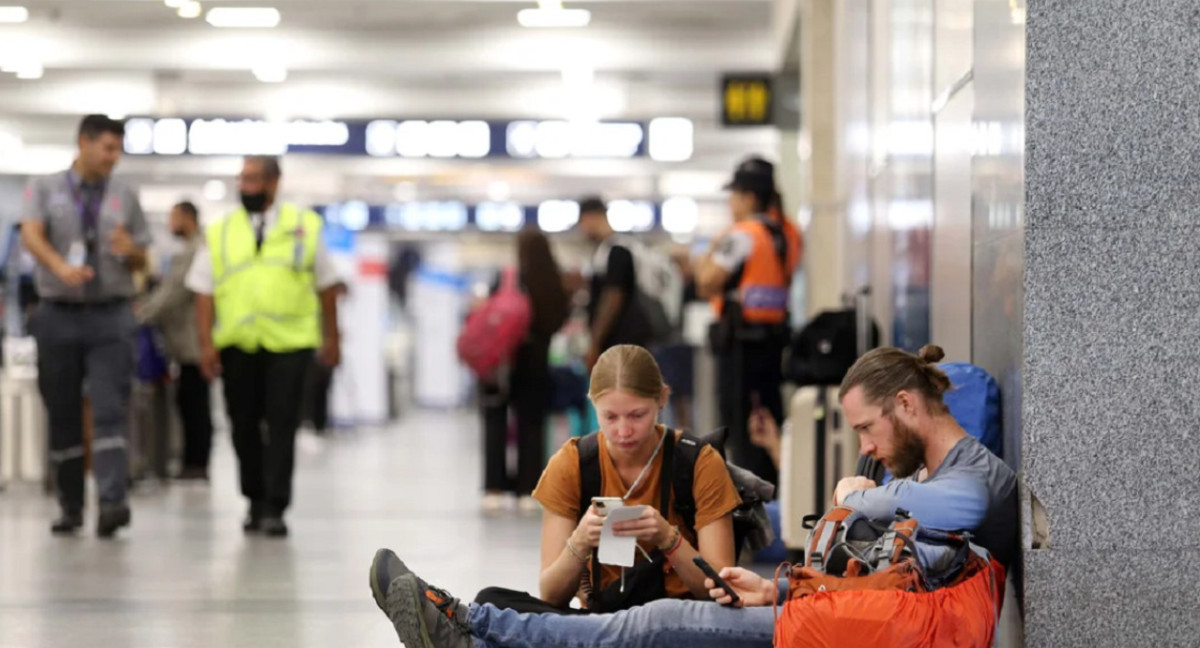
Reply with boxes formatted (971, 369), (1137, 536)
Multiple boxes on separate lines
(240, 191), (268, 213)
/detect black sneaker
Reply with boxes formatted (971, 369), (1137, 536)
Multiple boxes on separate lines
(369, 549), (413, 613)
(51, 511), (83, 536)
(384, 574), (471, 648)
(261, 516), (288, 538)
(97, 505), (131, 538)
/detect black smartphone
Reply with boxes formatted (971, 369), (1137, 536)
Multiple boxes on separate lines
(693, 556), (741, 605)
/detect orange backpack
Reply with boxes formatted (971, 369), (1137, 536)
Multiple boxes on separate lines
(774, 508), (1005, 648)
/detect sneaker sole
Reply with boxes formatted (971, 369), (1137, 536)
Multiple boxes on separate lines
(369, 549), (393, 612)
(389, 575), (436, 648)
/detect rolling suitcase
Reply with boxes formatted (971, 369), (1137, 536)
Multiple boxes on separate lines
(780, 385), (860, 551)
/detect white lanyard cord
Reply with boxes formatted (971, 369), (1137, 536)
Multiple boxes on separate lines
(622, 425), (668, 501)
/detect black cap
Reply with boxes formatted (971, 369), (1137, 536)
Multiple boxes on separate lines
(724, 156), (776, 193)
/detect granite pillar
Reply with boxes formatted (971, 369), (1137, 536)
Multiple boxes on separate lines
(1024, 0), (1200, 645)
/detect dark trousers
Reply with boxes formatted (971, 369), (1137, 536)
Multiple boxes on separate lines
(176, 363), (213, 470)
(304, 356), (334, 433)
(717, 337), (785, 487)
(482, 339), (550, 495)
(31, 302), (135, 512)
(220, 347), (310, 515)
(474, 587), (590, 616)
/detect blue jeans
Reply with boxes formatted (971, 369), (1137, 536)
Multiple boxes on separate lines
(468, 599), (776, 648)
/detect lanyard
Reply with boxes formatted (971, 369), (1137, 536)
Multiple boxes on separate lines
(65, 172), (107, 245)
(622, 425), (668, 500)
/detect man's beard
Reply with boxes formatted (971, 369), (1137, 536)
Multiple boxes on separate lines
(886, 414), (927, 479)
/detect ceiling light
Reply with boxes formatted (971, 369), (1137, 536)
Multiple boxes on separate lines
(252, 63), (287, 83)
(648, 117), (695, 162)
(487, 181), (511, 203)
(164, 0), (186, 8)
(15, 63), (42, 80)
(0, 6), (28, 23)
(0, 130), (23, 155)
(517, 8), (590, 28)
(177, 1), (201, 19)
(561, 63), (594, 88)
(203, 179), (227, 202)
(661, 198), (699, 234)
(206, 7), (281, 28)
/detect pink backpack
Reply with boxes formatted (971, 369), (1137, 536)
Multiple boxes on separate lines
(457, 268), (532, 378)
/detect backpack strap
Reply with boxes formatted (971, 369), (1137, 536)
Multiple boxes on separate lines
(576, 433), (601, 609)
(577, 432), (601, 522)
(671, 431), (704, 535)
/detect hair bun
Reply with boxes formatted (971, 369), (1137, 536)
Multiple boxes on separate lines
(918, 345), (946, 364)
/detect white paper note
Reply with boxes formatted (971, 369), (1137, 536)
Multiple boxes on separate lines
(598, 505), (647, 568)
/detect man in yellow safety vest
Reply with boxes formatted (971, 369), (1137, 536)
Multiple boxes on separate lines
(186, 155), (342, 538)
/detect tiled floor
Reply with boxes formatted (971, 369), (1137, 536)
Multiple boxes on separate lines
(0, 409), (541, 648)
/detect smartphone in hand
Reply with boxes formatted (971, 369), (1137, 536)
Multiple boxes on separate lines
(591, 497), (624, 517)
(693, 556), (741, 606)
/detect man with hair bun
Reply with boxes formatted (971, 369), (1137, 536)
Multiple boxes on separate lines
(829, 344), (1018, 567)
(366, 345), (1019, 648)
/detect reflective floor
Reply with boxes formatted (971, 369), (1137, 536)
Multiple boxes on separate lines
(0, 409), (541, 648)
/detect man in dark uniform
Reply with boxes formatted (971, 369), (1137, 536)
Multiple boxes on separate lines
(21, 115), (150, 538)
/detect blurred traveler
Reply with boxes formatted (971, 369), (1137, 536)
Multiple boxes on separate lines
(577, 197), (652, 370)
(21, 114), (150, 538)
(481, 229), (571, 514)
(304, 281), (348, 436)
(695, 157), (802, 487)
(187, 155), (342, 538)
(137, 200), (212, 481)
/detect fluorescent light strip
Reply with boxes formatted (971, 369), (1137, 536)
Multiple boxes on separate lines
(0, 6), (28, 23)
(517, 8), (590, 28)
(206, 7), (281, 28)
(177, 1), (201, 19)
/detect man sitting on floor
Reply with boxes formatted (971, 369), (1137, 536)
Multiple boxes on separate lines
(368, 344), (1019, 648)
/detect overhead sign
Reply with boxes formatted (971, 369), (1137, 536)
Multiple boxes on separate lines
(721, 74), (773, 127)
(123, 117), (661, 159)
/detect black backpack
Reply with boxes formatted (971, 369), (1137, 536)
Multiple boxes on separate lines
(576, 429), (775, 594)
(786, 309), (880, 386)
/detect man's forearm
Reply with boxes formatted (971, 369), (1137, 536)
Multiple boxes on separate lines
(319, 288), (340, 345)
(589, 288), (625, 348)
(20, 224), (66, 276)
(195, 294), (215, 350)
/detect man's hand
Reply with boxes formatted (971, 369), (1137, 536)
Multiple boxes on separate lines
(55, 262), (94, 287)
(318, 338), (341, 368)
(110, 224), (136, 257)
(748, 408), (780, 453)
(704, 567), (775, 608)
(833, 476), (877, 506)
(199, 345), (222, 382)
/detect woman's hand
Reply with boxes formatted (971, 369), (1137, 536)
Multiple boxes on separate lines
(571, 505), (605, 550)
(612, 506), (672, 548)
(705, 567), (776, 608)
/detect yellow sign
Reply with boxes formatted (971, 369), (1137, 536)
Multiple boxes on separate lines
(722, 76), (773, 126)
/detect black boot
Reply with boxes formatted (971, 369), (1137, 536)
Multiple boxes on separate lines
(97, 505), (131, 538)
(243, 502), (266, 534)
(260, 516), (288, 538)
(50, 510), (83, 536)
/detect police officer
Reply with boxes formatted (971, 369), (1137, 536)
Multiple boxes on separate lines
(21, 114), (150, 538)
(696, 157), (801, 486)
(187, 155), (341, 538)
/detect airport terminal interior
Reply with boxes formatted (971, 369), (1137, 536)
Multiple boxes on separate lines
(0, 1), (1191, 647)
